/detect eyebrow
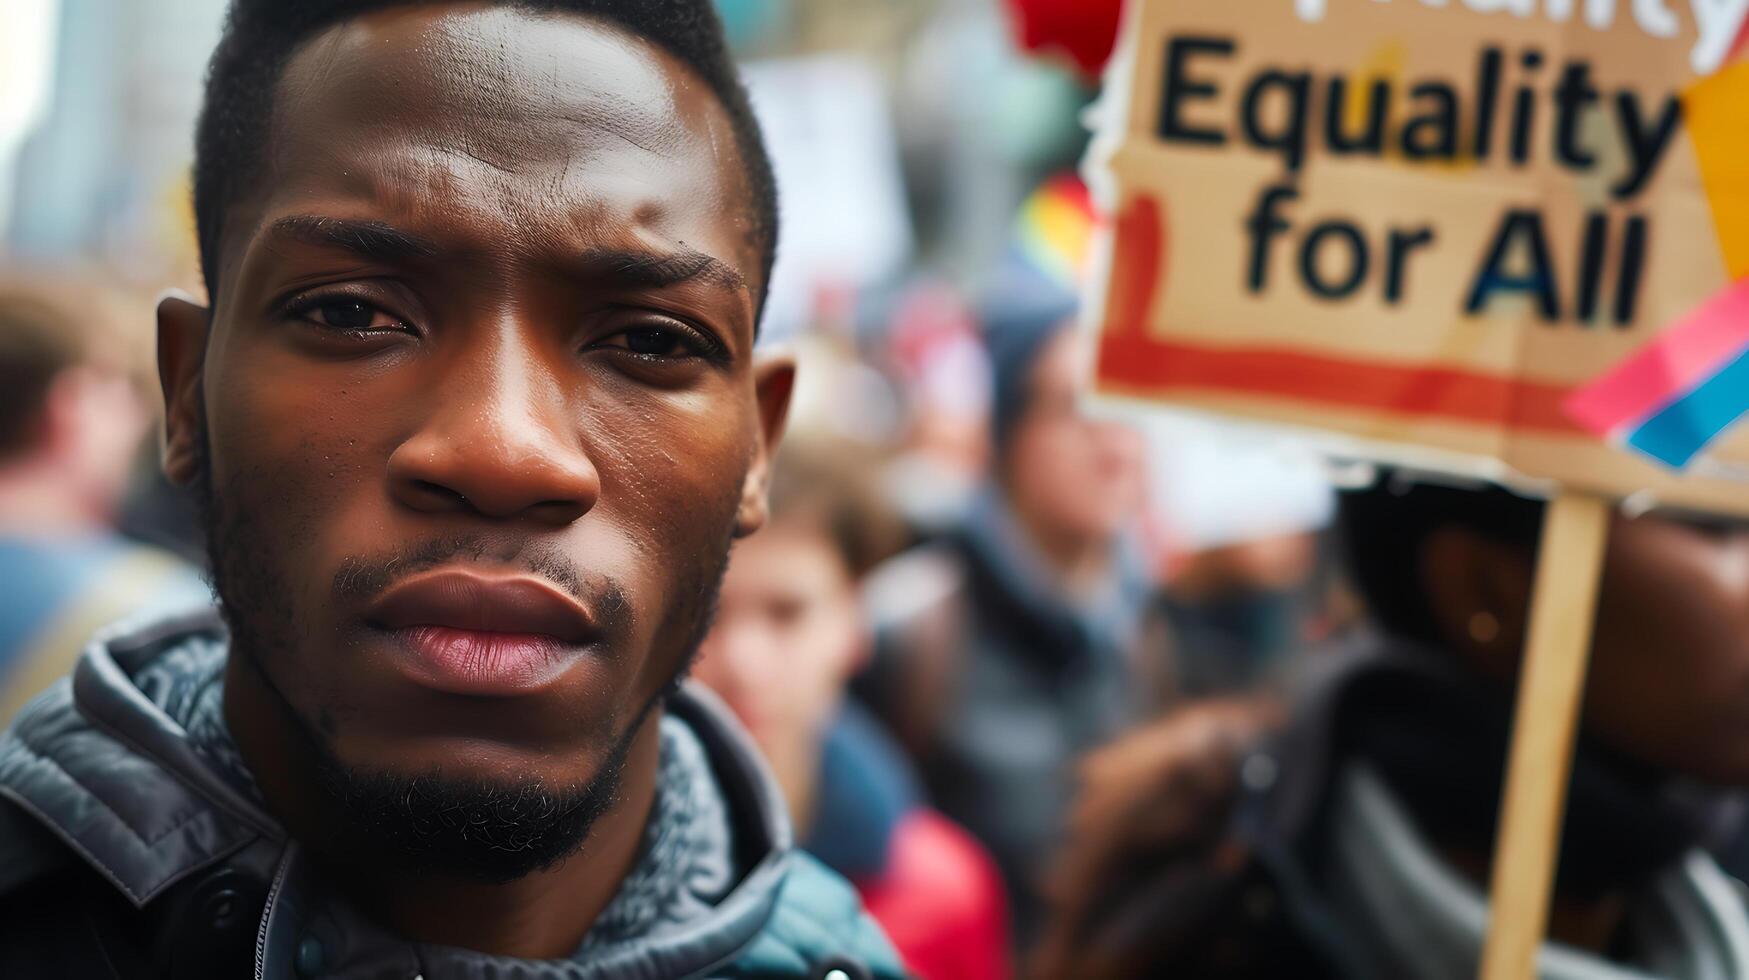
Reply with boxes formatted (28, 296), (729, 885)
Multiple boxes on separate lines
(265, 214), (748, 294)
(267, 215), (442, 263)
(580, 247), (748, 294)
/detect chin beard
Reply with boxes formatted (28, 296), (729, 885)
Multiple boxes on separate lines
(308, 706), (650, 883)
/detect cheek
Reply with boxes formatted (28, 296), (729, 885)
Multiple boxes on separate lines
(582, 390), (751, 672)
(588, 391), (750, 546)
(755, 622), (847, 723)
(1596, 540), (1748, 686)
(1586, 543), (1749, 775)
(1105, 431), (1148, 492)
(206, 349), (383, 604)
(1052, 437), (1135, 521)
(789, 596), (861, 685)
(1010, 427), (1073, 499)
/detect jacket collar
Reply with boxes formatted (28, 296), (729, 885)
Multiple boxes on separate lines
(0, 607), (799, 979)
(0, 607), (277, 905)
(255, 687), (797, 980)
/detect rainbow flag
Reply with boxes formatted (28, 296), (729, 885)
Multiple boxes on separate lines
(1564, 279), (1749, 468)
(1014, 175), (1097, 290)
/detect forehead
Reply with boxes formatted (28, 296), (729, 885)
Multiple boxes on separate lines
(223, 5), (755, 292)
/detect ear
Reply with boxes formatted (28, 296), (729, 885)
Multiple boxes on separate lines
(1421, 525), (1536, 681)
(156, 293), (210, 487)
(734, 352), (796, 538)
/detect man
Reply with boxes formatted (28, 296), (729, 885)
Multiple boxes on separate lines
(0, 3), (905, 978)
(1035, 474), (1749, 979)
(694, 439), (1010, 980)
(859, 191), (1157, 936)
(0, 279), (210, 720)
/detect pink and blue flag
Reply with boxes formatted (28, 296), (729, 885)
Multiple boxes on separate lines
(1564, 280), (1749, 469)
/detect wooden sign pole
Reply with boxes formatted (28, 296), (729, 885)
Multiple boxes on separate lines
(1478, 492), (1613, 980)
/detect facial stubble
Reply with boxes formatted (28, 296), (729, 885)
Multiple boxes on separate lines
(189, 402), (737, 882)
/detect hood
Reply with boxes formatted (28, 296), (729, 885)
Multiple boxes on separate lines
(0, 608), (280, 906)
(1227, 631), (1745, 979)
(0, 607), (889, 980)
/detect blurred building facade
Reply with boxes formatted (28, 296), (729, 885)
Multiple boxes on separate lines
(6, 0), (223, 289)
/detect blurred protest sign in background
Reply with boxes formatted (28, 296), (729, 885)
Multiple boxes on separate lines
(1087, 0), (1749, 515)
(1082, 2), (1749, 977)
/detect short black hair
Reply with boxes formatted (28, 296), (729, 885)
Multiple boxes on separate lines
(194, 0), (777, 309)
(1337, 471), (1545, 647)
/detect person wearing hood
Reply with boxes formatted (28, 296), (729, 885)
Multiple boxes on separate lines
(1035, 472), (1749, 980)
(859, 181), (1159, 938)
(0, 2), (904, 977)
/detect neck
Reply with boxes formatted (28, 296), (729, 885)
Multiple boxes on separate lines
(754, 728), (822, 840)
(224, 653), (663, 959)
(0, 467), (106, 537)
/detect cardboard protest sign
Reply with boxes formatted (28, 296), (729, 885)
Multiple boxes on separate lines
(1084, 6), (1749, 976)
(1087, 0), (1749, 515)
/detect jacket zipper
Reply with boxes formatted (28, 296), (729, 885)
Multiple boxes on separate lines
(255, 844), (297, 980)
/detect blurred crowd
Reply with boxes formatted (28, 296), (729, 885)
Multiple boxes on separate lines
(8, 1), (1749, 979)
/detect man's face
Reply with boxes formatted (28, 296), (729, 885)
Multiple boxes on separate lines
(1435, 510), (1749, 787)
(160, 6), (787, 843)
(1006, 328), (1147, 547)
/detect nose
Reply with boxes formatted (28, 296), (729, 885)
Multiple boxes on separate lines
(1092, 417), (1145, 462)
(387, 332), (600, 525)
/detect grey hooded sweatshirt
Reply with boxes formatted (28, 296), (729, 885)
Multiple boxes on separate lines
(0, 608), (905, 980)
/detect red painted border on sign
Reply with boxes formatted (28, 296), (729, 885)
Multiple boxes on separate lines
(1096, 331), (1585, 435)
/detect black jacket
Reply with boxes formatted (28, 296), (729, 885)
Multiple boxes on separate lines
(0, 608), (906, 980)
(1036, 636), (1746, 979)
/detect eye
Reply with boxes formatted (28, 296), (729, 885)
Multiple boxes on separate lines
(769, 596), (808, 628)
(289, 296), (407, 333)
(594, 320), (724, 362)
(621, 326), (688, 356)
(1687, 517), (1747, 543)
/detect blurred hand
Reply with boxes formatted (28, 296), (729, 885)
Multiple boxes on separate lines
(1033, 698), (1283, 980)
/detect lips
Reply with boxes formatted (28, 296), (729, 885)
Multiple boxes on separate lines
(365, 570), (596, 696)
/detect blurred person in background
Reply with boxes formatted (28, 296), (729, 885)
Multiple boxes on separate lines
(859, 176), (1160, 939)
(1140, 422), (1342, 700)
(1036, 472), (1749, 979)
(696, 438), (1011, 980)
(0, 278), (207, 720)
